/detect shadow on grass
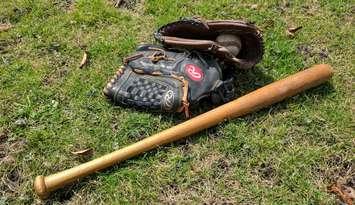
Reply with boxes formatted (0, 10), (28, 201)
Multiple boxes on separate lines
(45, 66), (335, 202)
(44, 175), (99, 203)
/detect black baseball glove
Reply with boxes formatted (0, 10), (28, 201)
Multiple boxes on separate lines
(103, 44), (235, 117)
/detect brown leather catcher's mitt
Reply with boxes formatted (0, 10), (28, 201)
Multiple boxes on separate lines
(155, 18), (264, 69)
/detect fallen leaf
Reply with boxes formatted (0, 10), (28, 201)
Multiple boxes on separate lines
(286, 26), (302, 38)
(342, 185), (355, 199)
(329, 183), (354, 205)
(71, 148), (93, 156)
(79, 51), (88, 68)
(250, 4), (258, 9)
(0, 23), (12, 32)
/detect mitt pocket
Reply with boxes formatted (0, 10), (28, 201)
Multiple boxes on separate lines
(106, 69), (184, 112)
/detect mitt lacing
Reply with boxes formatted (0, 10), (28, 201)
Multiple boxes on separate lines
(171, 75), (190, 118)
(145, 47), (175, 63)
(103, 66), (125, 96)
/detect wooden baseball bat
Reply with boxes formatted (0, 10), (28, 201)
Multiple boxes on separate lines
(34, 64), (333, 199)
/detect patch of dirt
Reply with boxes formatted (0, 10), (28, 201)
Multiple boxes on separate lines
(158, 180), (238, 204)
(1, 169), (21, 192)
(258, 162), (275, 180)
(0, 136), (27, 165)
(296, 44), (329, 60)
(213, 157), (231, 173)
(53, 0), (75, 12)
(42, 67), (69, 86)
(300, 4), (321, 16)
(275, 1), (291, 13)
(261, 19), (275, 30)
(325, 155), (353, 178)
(0, 168), (22, 200)
(343, 6), (354, 25)
(158, 152), (239, 203)
(192, 152), (223, 173)
(111, 122), (120, 132)
(252, 161), (280, 187)
(346, 175), (355, 188)
(176, 140), (193, 155)
(0, 128), (9, 143)
(0, 38), (21, 54)
(312, 154), (354, 191)
(61, 181), (102, 204)
(112, 0), (141, 10)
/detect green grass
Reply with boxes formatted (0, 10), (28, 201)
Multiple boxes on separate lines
(0, 0), (353, 204)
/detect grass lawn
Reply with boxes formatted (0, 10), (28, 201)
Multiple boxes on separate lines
(0, 0), (353, 204)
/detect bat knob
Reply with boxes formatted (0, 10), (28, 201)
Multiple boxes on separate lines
(34, 176), (49, 199)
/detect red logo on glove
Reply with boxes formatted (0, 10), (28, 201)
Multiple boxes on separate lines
(185, 64), (203, 81)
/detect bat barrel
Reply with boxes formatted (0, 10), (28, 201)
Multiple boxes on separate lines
(34, 64), (333, 199)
